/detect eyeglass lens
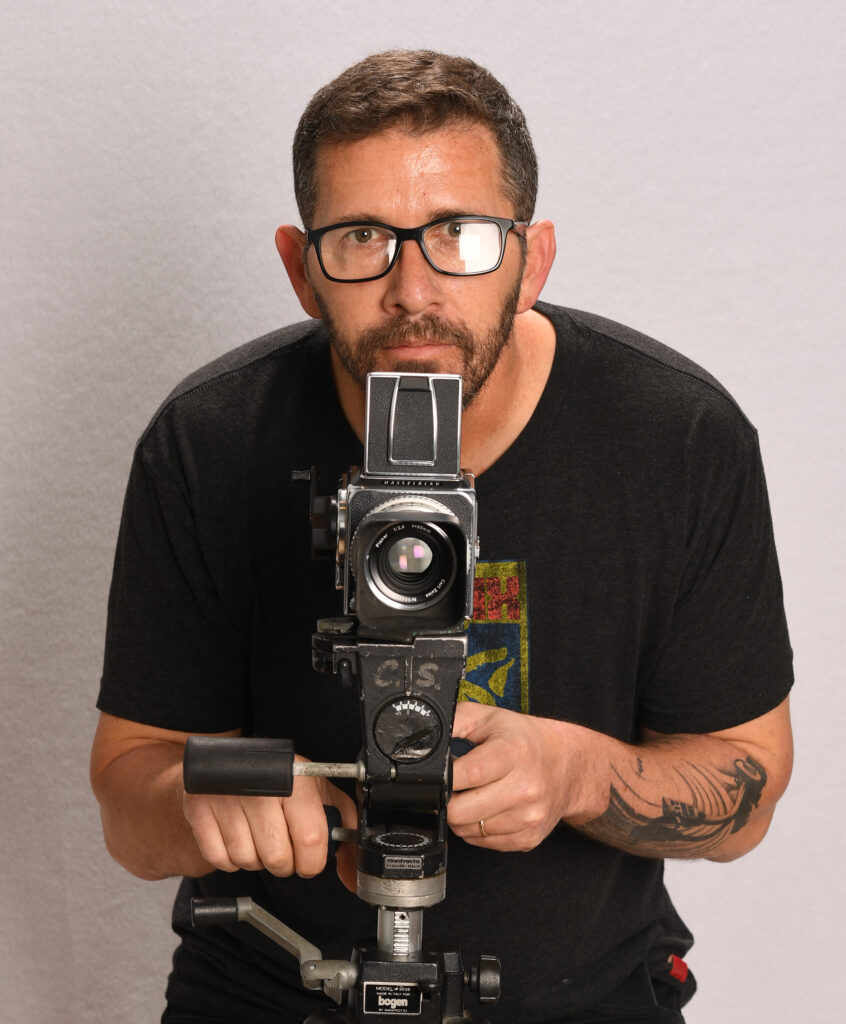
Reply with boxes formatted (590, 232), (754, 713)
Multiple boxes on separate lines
(318, 219), (505, 280)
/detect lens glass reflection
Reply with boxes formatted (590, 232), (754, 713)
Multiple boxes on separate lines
(388, 538), (433, 575)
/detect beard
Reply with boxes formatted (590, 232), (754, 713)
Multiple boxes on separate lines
(313, 276), (523, 408)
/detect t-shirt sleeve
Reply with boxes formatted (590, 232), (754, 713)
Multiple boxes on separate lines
(638, 403), (793, 734)
(98, 423), (250, 732)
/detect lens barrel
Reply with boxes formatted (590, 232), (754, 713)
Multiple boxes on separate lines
(368, 522), (456, 608)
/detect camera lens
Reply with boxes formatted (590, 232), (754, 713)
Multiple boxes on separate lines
(369, 522), (456, 606)
(386, 537), (434, 577)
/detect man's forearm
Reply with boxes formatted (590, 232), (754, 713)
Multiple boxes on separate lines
(93, 741), (214, 881)
(449, 698), (791, 859)
(574, 729), (781, 862)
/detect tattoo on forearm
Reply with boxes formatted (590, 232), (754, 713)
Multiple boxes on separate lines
(582, 755), (767, 856)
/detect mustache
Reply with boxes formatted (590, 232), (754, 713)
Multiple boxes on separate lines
(356, 314), (474, 352)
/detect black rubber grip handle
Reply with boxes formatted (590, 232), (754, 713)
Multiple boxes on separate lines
(191, 897), (240, 927)
(183, 737), (296, 796)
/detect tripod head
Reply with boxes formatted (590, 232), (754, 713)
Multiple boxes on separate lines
(183, 373), (500, 1022)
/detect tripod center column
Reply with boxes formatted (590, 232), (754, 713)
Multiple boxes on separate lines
(377, 908), (423, 958)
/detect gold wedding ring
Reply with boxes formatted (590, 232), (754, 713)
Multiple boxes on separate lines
(478, 819), (488, 838)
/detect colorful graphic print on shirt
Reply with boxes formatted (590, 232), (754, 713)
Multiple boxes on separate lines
(459, 560), (529, 713)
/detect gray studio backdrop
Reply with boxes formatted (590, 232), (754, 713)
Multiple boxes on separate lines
(2, 2), (842, 1021)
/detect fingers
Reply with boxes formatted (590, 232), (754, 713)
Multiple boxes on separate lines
(184, 791), (298, 875)
(451, 735), (513, 793)
(448, 795), (552, 851)
(448, 705), (569, 852)
(451, 700), (495, 742)
(449, 738), (539, 847)
(448, 768), (550, 849)
(281, 776), (356, 879)
(183, 773), (358, 879)
(183, 792), (245, 872)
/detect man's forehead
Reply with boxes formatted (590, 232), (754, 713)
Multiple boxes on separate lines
(311, 122), (509, 223)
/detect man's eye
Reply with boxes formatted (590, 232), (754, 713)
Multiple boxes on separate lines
(352, 228), (373, 243)
(445, 221), (463, 237)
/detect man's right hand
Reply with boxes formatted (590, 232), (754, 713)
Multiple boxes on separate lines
(183, 762), (358, 881)
(90, 712), (358, 890)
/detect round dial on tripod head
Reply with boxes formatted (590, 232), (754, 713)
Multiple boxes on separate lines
(371, 830), (431, 851)
(374, 697), (442, 762)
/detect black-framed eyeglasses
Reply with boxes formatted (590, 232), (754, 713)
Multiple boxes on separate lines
(305, 215), (528, 283)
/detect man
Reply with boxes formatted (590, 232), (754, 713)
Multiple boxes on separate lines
(91, 50), (794, 1023)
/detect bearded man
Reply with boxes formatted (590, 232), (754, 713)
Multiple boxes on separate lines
(91, 50), (794, 1024)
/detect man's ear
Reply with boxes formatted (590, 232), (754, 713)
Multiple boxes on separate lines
(516, 219), (556, 314)
(275, 225), (322, 319)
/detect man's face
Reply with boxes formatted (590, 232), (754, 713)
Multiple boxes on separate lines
(304, 123), (527, 405)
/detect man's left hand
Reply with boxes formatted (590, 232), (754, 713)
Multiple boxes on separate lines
(447, 697), (793, 863)
(447, 702), (591, 851)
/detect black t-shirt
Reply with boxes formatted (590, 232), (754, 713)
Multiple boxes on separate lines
(98, 302), (793, 1023)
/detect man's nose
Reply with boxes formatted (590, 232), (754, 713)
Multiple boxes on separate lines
(381, 238), (443, 317)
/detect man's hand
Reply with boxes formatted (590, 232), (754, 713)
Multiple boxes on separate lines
(184, 758), (358, 884)
(91, 713), (358, 889)
(446, 697), (793, 862)
(447, 702), (591, 851)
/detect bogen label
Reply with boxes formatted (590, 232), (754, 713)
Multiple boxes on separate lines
(362, 982), (422, 1015)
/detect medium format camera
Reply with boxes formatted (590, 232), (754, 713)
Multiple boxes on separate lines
(311, 372), (478, 641)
